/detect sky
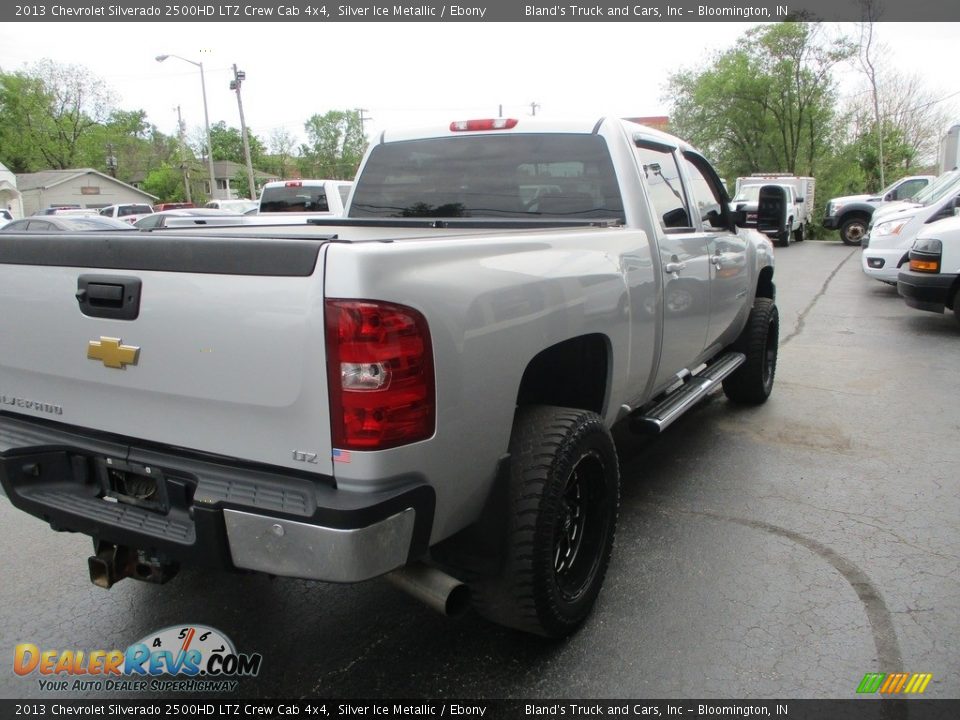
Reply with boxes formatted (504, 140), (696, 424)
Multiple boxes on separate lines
(1, 21), (958, 150)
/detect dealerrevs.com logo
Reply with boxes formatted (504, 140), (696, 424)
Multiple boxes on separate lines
(14, 624), (262, 693)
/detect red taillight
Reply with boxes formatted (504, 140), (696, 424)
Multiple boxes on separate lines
(449, 118), (518, 132)
(325, 299), (435, 451)
(285, 181), (302, 187)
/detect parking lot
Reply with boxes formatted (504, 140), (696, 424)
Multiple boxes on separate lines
(1, 239), (957, 700)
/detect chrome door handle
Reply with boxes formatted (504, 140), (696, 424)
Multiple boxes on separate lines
(711, 254), (724, 268)
(664, 261), (686, 274)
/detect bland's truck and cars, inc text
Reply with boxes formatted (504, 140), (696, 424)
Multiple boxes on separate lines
(0, 117), (778, 638)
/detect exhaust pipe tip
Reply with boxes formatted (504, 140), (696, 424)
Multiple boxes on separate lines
(386, 564), (471, 617)
(88, 554), (115, 589)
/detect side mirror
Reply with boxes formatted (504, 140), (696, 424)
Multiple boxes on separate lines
(732, 204), (748, 229)
(795, 196), (804, 204)
(705, 209), (725, 229)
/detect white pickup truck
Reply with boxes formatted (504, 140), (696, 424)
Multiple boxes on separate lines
(0, 118), (777, 638)
(257, 179), (353, 215)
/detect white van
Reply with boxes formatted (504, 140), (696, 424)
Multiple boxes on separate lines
(257, 179), (353, 216)
(897, 213), (960, 325)
(862, 173), (960, 284)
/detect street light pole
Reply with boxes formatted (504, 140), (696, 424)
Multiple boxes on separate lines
(231, 64), (257, 201)
(175, 105), (192, 203)
(156, 54), (217, 203)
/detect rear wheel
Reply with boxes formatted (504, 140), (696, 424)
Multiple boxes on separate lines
(723, 298), (779, 405)
(471, 406), (620, 638)
(794, 223), (805, 242)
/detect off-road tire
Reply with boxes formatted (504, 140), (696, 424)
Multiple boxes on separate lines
(840, 216), (869, 246)
(794, 223), (805, 242)
(471, 406), (620, 638)
(722, 298), (779, 405)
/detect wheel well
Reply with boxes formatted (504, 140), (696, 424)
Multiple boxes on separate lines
(948, 276), (960, 311)
(840, 211), (871, 225)
(516, 334), (609, 415)
(756, 266), (775, 300)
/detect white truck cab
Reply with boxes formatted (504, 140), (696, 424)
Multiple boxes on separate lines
(258, 179), (353, 215)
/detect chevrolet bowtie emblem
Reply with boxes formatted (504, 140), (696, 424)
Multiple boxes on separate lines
(87, 337), (140, 369)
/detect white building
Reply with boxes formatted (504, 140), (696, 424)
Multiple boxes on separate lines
(15, 168), (157, 216)
(0, 161), (24, 219)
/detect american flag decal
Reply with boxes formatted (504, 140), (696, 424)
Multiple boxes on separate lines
(332, 449), (352, 463)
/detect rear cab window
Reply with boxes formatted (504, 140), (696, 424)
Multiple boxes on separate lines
(348, 134), (624, 220)
(260, 184), (329, 212)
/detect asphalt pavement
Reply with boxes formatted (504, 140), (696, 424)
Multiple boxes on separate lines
(1, 239), (957, 700)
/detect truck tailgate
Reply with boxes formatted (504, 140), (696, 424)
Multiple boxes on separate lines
(0, 233), (333, 475)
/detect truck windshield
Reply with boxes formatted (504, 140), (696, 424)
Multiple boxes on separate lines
(914, 171), (960, 206)
(349, 134), (625, 220)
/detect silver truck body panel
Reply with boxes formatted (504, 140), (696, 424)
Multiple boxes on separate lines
(0, 262), (334, 475)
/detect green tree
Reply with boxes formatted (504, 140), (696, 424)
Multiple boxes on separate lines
(264, 127), (299, 178)
(0, 72), (50, 172)
(667, 23), (855, 180)
(300, 110), (366, 179)
(0, 60), (112, 171)
(205, 121), (266, 166)
(141, 164), (189, 203)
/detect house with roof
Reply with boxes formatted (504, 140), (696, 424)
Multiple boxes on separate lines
(0, 161), (24, 219)
(14, 169), (158, 216)
(129, 160), (280, 202)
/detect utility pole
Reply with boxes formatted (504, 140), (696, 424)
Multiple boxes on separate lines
(175, 105), (192, 203)
(358, 108), (372, 137)
(530, 102), (540, 117)
(231, 64), (258, 200)
(105, 143), (117, 178)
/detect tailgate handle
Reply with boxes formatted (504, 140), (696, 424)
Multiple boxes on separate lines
(76, 275), (142, 320)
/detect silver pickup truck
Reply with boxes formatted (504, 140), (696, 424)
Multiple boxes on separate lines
(0, 117), (777, 638)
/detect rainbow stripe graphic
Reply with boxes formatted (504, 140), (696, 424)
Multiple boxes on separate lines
(857, 673), (933, 694)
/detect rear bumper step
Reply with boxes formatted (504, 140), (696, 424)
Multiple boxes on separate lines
(630, 352), (745, 434)
(0, 413), (434, 584)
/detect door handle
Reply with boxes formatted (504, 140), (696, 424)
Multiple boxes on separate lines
(711, 254), (724, 268)
(76, 275), (142, 320)
(664, 261), (686, 274)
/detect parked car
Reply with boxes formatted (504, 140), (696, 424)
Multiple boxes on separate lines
(98, 203), (155, 225)
(1, 216), (135, 232)
(204, 199), (259, 214)
(38, 207), (99, 217)
(154, 202), (195, 212)
(897, 214), (960, 325)
(258, 179), (353, 215)
(862, 174), (960, 284)
(824, 175), (935, 245)
(134, 208), (246, 230)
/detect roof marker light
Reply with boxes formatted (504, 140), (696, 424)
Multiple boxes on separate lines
(450, 118), (519, 132)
